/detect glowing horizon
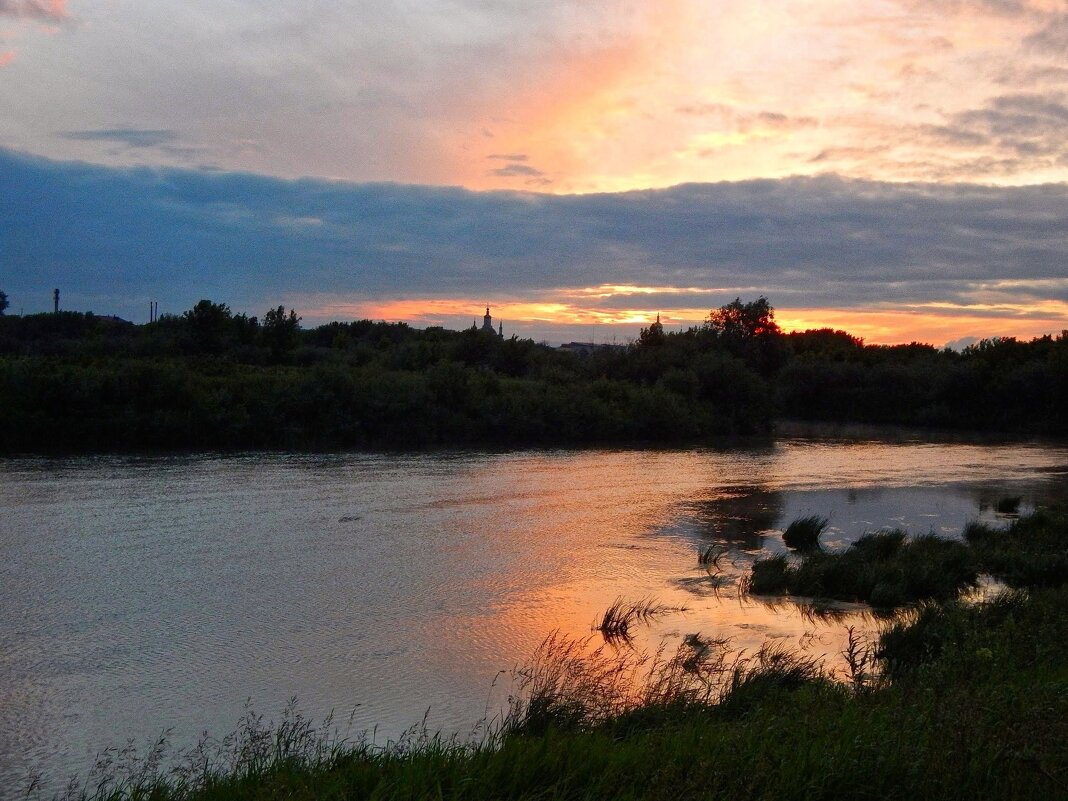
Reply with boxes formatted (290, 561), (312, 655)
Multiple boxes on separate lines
(296, 292), (1068, 348)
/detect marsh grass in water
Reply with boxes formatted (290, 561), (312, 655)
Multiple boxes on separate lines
(697, 544), (727, 570)
(594, 597), (687, 642)
(994, 495), (1022, 514)
(782, 514), (828, 551)
(749, 530), (979, 606)
(964, 510), (1068, 588)
(747, 508), (1068, 608)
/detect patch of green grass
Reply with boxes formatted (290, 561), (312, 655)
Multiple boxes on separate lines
(965, 510), (1068, 588)
(749, 530), (978, 606)
(782, 514), (828, 550)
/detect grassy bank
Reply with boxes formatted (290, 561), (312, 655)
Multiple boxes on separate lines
(43, 513), (1068, 800)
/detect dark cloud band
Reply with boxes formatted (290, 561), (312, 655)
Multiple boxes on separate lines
(2, 148), (1066, 321)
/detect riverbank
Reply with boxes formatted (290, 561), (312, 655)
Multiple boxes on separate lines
(2, 307), (1066, 455)
(45, 511), (1068, 800)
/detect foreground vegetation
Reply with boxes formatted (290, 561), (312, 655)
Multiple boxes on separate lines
(43, 511), (1068, 800)
(1, 295), (1066, 453)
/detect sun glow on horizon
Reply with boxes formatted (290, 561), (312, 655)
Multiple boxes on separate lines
(294, 290), (1068, 348)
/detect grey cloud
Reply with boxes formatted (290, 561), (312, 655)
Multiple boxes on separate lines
(994, 64), (1068, 85)
(895, 0), (1033, 16)
(1024, 14), (1068, 57)
(917, 124), (990, 147)
(58, 128), (207, 163)
(753, 111), (817, 130)
(915, 92), (1068, 162)
(677, 102), (734, 116)
(60, 129), (181, 148)
(945, 336), (981, 351)
(0, 0), (66, 20)
(2, 148), (1067, 322)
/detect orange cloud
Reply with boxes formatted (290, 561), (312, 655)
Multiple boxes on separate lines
(443, 0), (1068, 193)
(0, 0), (66, 21)
(450, 1), (695, 192)
(0, 50), (14, 66)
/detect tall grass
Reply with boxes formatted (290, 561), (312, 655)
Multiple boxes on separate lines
(504, 630), (829, 737)
(45, 583), (1068, 801)
(36, 583), (1068, 801)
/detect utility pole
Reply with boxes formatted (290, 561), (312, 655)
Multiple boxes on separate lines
(53, 288), (59, 314)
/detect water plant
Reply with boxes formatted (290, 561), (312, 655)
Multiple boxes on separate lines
(594, 597), (686, 641)
(697, 544), (726, 570)
(782, 514), (828, 550)
(994, 495), (1022, 514)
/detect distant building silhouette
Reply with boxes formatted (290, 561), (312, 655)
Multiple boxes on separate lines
(477, 306), (504, 338)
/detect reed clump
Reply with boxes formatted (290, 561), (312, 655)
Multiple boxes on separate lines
(994, 495), (1022, 514)
(782, 514), (828, 551)
(749, 509), (1068, 609)
(697, 545), (726, 569)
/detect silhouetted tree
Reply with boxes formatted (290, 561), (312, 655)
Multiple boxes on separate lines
(787, 328), (863, 360)
(707, 296), (786, 375)
(183, 299), (234, 352)
(262, 305), (301, 358)
(0, 290), (8, 316)
(708, 296), (780, 340)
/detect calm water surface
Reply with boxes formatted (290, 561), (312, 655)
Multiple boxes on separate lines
(3, 435), (1068, 791)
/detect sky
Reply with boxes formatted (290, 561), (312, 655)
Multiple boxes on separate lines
(2, 0), (1067, 344)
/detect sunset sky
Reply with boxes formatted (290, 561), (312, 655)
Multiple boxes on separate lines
(2, 0), (1067, 344)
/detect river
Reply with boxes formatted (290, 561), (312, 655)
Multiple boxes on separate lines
(3, 432), (1067, 792)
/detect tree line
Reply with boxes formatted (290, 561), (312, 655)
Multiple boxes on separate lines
(0, 296), (1064, 453)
